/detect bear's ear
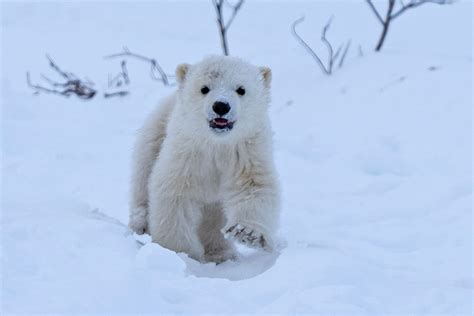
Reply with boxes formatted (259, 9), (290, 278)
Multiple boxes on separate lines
(176, 63), (191, 84)
(259, 66), (272, 87)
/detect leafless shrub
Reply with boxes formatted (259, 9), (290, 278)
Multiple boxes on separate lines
(292, 16), (351, 76)
(108, 60), (130, 88)
(27, 48), (174, 100)
(105, 60), (130, 98)
(366, 0), (453, 51)
(105, 46), (174, 86)
(27, 55), (97, 99)
(212, 0), (244, 56)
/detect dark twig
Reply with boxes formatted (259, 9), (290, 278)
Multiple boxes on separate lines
(121, 60), (130, 85)
(27, 55), (97, 99)
(292, 16), (329, 75)
(321, 16), (335, 73)
(108, 73), (123, 88)
(224, 0), (244, 30)
(291, 16), (351, 76)
(212, 0), (244, 56)
(366, 0), (384, 24)
(366, 0), (452, 51)
(338, 40), (352, 68)
(105, 59), (131, 97)
(46, 54), (75, 80)
(333, 44), (343, 62)
(392, 0), (452, 18)
(105, 47), (172, 86)
(27, 72), (69, 96)
(40, 73), (65, 87)
(108, 60), (130, 88)
(104, 91), (129, 98)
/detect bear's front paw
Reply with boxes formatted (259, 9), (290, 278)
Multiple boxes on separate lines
(223, 224), (270, 250)
(129, 207), (148, 235)
(129, 220), (147, 235)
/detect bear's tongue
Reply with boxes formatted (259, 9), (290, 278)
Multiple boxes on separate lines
(214, 118), (228, 126)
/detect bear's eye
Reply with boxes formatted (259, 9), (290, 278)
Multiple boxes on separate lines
(201, 86), (210, 95)
(236, 86), (245, 96)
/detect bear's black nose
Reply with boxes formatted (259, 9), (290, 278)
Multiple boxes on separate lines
(212, 101), (231, 116)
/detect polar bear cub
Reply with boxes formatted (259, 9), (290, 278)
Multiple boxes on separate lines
(129, 55), (280, 263)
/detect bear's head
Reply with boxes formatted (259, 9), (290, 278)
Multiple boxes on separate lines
(174, 55), (271, 141)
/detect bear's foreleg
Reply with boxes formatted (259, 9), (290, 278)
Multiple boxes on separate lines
(129, 95), (175, 234)
(223, 161), (280, 251)
(147, 160), (205, 261)
(198, 202), (236, 263)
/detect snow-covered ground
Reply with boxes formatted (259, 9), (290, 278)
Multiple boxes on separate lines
(1, 1), (472, 314)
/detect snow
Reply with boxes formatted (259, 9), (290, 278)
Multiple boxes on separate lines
(1, 0), (472, 314)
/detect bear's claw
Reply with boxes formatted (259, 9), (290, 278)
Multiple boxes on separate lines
(224, 224), (268, 250)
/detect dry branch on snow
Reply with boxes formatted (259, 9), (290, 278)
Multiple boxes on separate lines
(108, 60), (130, 88)
(104, 46), (174, 86)
(292, 16), (351, 76)
(212, 0), (244, 56)
(365, 0), (453, 51)
(27, 55), (97, 100)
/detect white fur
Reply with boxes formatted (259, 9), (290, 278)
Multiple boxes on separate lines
(129, 55), (280, 263)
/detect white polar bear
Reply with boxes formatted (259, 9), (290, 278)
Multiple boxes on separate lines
(129, 55), (280, 263)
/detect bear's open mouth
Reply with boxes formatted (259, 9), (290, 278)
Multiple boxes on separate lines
(209, 118), (234, 132)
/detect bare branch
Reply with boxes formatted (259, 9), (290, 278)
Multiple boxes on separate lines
(292, 16), (351, 76)
(373, 0), (395, 51)
(40, 73), (67, 87)
(392, 0), (452, 19)
(121, 60), (130, 85)
(108, 60), (130, 88)
(367, 0), (452, 51)
(338, 40), (352, 68)
(291, 16), (329, 75)
(225, 0), (244, 29)
(214, 0), (228, 55)
(212, 0), (244, 55)
(27, 56), (97, 100)
(46, 54), (74, 80)
(365, 0), (385, 25)
(27, 72), (70, 96)
(321, 16), (335, 73)
(213, 0), (222, 16)
(108, 73), (122, 88)
(104, 91), (129, 98)
(333, 44), (343, 62)
(105, 47), (172, 86)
